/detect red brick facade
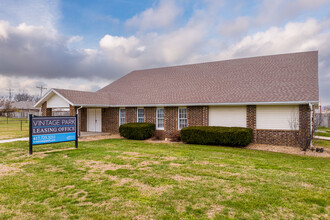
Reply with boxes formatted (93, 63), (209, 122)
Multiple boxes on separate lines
(80, 108), (87, 132)
(69, 105), (76, 116)
(249, 104), (311, 147)
(73, 104), (311, 147)
(126, 107), (137, 123)
(187, 106), (208, 126)
(41, 102), (52, 116)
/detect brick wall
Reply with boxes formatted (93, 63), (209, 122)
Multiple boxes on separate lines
(187, 106), (208, 126)
(126, 107), (137, 123)
(101, 108), (110, 132)
(41, 102), (52, 116)
(145, 107), (156, 124)
(109, 107), (119, 134)
(164, 107), (179, 138)
(246, 105), (256, 129)
(251, 104), (311, 147)
(69, 105), (76, 116)
(80, 108), (87, 132)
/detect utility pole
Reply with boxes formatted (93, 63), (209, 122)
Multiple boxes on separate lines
(6, 88), (14, 101)
(36, 85), (47, 98)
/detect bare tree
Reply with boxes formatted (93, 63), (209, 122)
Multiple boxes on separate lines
(289, 112), (310, 151)
(14, 92), (35, 102)
(313, 113), (323, 131)
(0, 101), (16, 118)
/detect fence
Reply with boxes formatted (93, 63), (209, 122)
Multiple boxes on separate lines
(0, 117), (29, 139)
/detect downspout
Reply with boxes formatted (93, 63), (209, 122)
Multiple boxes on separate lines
(76, 106), (83, 137)
(309, 103), (314, 149)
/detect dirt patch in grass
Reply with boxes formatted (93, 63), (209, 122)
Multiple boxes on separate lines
(169, 162), (182, 167)
(132, 182), (172, 196)
(171, 174), (201, 182)
(138, 161), (161, 166)
(207, 205), (225, 218)
(77, 160), (132, 173)
(0, 164), (21, 177)
(79, 134), (123, 142)
(246, 144), (330, 158)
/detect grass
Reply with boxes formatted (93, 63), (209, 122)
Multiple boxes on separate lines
(0, 117), (29, 140)
(313, 139), (330, 148)
(315, 127), (330, 138)
(0, 139), (329, 219)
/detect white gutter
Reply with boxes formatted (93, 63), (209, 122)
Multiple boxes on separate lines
(76, 106), (83, 114)
(309, 103), (314, 149)
(71, 100), (319, 108)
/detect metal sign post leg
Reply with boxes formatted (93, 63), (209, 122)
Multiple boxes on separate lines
(75, 113), (78, 149)
(29, 114), (33, 155)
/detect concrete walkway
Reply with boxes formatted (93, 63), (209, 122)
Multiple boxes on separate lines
(314, 136), (330, 141)
(0, 137), (29, 143)
(0, 132), (111, 144)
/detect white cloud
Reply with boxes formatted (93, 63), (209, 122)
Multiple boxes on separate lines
(125, 0), (182, 31)
(0, 0), (330, 104)
(215, 19), (330, 104)
(217, 19), (326, 59)
(220, 16), (250, 37)
(99, 35), (143, 57)
(0, 0), (60, 30)
(68, 36), (83, 44)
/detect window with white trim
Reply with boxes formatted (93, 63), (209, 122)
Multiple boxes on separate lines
(119, 108), (126, 126)
(156, 108), (164, 130)
(178, 107), (187, 130)
(137, 108), (144, 123)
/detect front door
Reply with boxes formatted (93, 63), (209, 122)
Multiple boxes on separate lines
(87, 109), (102, 132)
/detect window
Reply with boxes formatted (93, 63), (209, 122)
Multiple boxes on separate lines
(137, 108), (144, 123)
(119, 108), (126, 126)
(156, 108), (164, 130)
(178, 107), (187, 130)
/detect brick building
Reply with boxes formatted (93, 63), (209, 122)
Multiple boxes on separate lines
(35, 51), (319, 147)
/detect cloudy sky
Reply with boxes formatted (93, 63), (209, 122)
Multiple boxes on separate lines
(0, 0), (329, 104)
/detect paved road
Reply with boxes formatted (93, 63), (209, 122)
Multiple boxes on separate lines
(0, 137), (29, 143)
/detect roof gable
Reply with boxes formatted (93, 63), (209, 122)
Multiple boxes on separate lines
(97, 51), (319, 105)
(36, 51), (319, 107)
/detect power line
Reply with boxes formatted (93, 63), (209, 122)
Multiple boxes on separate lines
(36, 85), (47, 98)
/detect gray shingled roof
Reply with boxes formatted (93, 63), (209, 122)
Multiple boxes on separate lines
(53, 51), (319, 106)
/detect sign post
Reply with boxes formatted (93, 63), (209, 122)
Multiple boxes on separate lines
(75, 113), (78, 149)
(29, 114), (78, 155)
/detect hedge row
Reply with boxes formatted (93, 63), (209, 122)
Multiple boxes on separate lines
(119, 123), (155, 140)
(180, 126), (253, 146)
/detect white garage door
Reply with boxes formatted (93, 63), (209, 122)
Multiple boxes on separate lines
(256, 105), (299, 130)
(209, 106), (247, 127)
(87, 109), (102, 132)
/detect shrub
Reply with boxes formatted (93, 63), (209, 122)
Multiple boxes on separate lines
(180, 126), (253, 146)
(119, 123), (155, 140)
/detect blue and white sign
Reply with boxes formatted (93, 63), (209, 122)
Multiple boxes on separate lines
(31, 116), (77, 145)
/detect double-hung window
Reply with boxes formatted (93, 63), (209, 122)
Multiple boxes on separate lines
(119, 108), (126, 126)
(137, 108), (144, 123)
(178, 107), (187, 130)
(156, 108), (164, 130)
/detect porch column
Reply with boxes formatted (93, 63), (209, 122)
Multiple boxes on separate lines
(69, 105), (76, 116)
(41, 102), (52, 116)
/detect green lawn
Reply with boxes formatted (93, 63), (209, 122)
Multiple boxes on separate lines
(0, 117), (29, 140)
(315, 127), (330, 138)
(313, 139), (330, 148)
(0, 139), (329, 219)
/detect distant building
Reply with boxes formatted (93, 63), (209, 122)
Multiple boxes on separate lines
(10, 101), (40, 118)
